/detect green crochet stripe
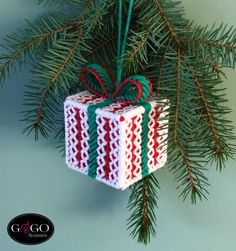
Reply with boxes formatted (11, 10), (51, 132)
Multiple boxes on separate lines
(141, 103), (152, 178)
(115, 75), (151, 103)
(87, 100), (114, 178)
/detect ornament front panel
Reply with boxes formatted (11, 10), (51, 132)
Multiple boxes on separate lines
(65, 91), (168, 190)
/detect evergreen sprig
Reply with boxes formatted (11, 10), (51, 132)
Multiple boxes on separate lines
(186, 23), (236, 68)
(127, 174), (159, 245)
(0, 14), (80, 87)
(38, 0), (87, 6)
(0, 0), (235, 244)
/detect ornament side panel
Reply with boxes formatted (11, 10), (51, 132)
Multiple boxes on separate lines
(155, 104), (169, 170)
(95, 103), (145, 190)
(64, 92), (105, 175)
(120, 100), (169, 190)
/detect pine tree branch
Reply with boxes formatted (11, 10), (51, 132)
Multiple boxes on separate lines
(0, 18), (81, 87)
(126, 31), (150, 63)
(186, 24), (236, 68)
(173, 47), (181, 145)
(4, 24), (77, 63)
(38, 0), (90, 6)
(172, 143), (209, 203)
(52, 32), (83, 84)
(157, 38), (172, 90)
(206, 59), (226, 78)
(127, 174), (159, 245)
(188, 38), (236, 50)
(22, 0), (98, 138)
(177, 142), (197, 192)
(35, 31), (83, 128)
(187, 63), (236, 170)
(153, 0), (182, 47)
(163, 54), (209, 203)
(88, 35), (117, 56)
(190, 65), (221, 149)
(0, 0), (96, 87)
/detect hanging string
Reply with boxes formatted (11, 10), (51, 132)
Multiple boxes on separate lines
(116, 0), (134, 86)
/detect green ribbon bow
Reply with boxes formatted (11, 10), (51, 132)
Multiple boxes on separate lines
(80, 63), (153, 104)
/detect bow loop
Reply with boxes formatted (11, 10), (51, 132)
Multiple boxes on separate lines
(80, 64), (115, 99)
(113, 75), (152, 104)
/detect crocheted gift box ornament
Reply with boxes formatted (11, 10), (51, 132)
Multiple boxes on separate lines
(65, 0), (169, 190)
(64, 88), (169, 190)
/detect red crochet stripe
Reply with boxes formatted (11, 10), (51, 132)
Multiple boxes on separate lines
(75, 108), (82, 169)
(103, 118), (111, 180)
(108, 102), (127, 113)
(83, 96), (101, 105)
(153, 106), (160, 165)
(131, 116), (138, 179)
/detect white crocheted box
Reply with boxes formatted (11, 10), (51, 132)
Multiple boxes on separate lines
(64, 90), (169, 190)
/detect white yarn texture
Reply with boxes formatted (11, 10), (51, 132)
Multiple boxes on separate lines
(64, 91), (169, 190)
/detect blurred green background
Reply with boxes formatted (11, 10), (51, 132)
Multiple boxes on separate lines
(0, 1), (235, 250)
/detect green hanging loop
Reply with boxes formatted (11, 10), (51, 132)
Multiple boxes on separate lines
(117, 0), (134, 86)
